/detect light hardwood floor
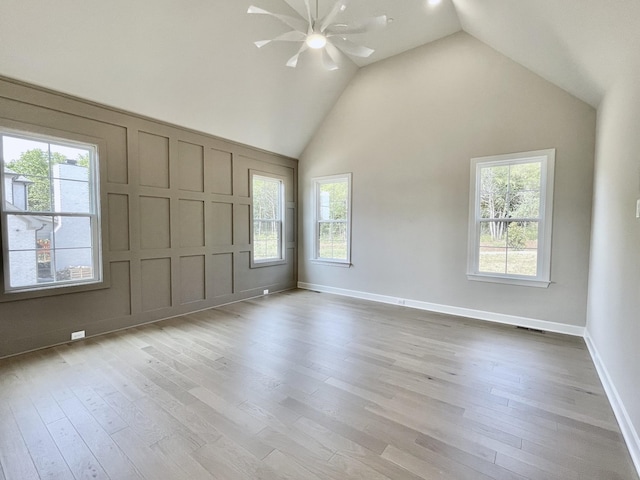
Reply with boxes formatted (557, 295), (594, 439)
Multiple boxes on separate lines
(0, 289), (637, 480)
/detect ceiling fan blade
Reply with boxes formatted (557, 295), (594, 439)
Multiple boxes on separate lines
(247, 5), (308, 33)
(325, 41), (343, 66)
(286, 43), (309, 68)
(325, 14), (388, 35)
(302, 0), (313, 28)
(319, 0), (350, 33)
(275, 30), (307, 42)
(329, 36), (374, 57)
(254, 30), (306, 48)
(322, 47), (339, 71)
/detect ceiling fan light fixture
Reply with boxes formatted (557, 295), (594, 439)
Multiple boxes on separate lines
(306, 33), (327, 49)
(249, 0), (385, 70)
(428, 0), (442, 5)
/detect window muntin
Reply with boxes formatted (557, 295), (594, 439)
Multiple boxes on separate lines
(313, 173), (352, 264)
(251, 173), (285, 264)
(1, 131), (102, 292)
(468, 149), (554, 287)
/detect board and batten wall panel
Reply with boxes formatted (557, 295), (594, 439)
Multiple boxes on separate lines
(0, 76), (297, 358)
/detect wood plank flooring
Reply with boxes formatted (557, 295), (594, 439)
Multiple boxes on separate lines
(0, 289), (637, 480)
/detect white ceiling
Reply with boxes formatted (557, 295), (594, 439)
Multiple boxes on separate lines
(0, 0), (638, 158)
(454, 0), (640, 108)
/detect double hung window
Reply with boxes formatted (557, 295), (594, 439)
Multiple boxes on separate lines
(312, 173), (352, 265)
(251, 172), (285, 265)
(467, 149), (555, 287)
(1, 130), (102, 293)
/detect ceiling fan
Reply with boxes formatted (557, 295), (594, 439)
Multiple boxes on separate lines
(248, 0), (388, 70)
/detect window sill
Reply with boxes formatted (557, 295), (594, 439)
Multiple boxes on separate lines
(0, 278), (109, 303)
(250, 258), (286, 268)
(467, 273), (550, 288)
(310, 259), (352, 268)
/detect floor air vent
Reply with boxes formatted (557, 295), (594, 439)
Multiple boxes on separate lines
(516, 326), (545, 334)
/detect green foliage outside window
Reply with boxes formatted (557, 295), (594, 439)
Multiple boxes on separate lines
(6, 149), (89, 212)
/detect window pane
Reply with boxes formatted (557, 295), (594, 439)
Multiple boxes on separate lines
(2, 136), (49, 163)
(253, 220), (281, 260)
(3, 137), (53, 212)
(36, 223), (55, 283)
(3, 137), (94, 213)
(4, 215), (94, 284)
(510, 162), (541, 191)
(330, 223), (348, 260)
(253, 177), (281, 221)
(5, 214), (55, 285)
(318, 221), (347, 260)
(479, 247), (507, 274)
(510, 190), (540, 218)
(479, 221), (507, 247)
(506, 221), (538, 250)
(17, 173), (53, 212)
(506, 162), (542, 218)
(479, 165), (508, 219)
(53, 179), (91, 213)
(478, 221), (507, 273)
(506, 249), (538, 276)
(318, 222), (332, 258)
(53, 216), (93, 249)
(6, 215), (50, 250)
(53, 248), (95, 281)
(506, 222), (538, 276)
(50, 144), (92, 176)
(8, 251), (39, 287)
(319, 180), (348, 221)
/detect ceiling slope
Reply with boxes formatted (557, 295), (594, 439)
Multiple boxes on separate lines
(0, 0), (460, 158)
(1, 0), (637, 157)
(453, 0), (640, 108)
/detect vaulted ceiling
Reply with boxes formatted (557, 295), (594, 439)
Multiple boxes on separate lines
(0, 0), (638, 158)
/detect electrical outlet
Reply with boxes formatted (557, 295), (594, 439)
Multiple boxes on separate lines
(263, 289), (269, 295)
(71, 330), (85, 341)
(398, 299), (406, 305)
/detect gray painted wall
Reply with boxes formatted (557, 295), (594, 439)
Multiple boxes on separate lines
(0, 77), (297, 358)
(587, 69), (640, 458)
(299, 32), (596, 328)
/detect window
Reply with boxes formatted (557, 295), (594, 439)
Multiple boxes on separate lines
(1, 130), (102, 293)
(251, 172), (285, 265)
(312, 173), (352, 265)
(467, 149), (555, 287)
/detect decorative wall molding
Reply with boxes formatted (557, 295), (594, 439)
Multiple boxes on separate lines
(0, 76), (298, 358)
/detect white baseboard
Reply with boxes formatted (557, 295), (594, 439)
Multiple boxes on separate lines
(584, 330), (640, 477)
(297, 282), (585, 336)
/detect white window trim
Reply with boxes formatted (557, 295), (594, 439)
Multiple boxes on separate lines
(0, 125), (108, 300)
(467, 149), (555, 288)
(311, 173), (352, 267)
(250, 170), (286, 268)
